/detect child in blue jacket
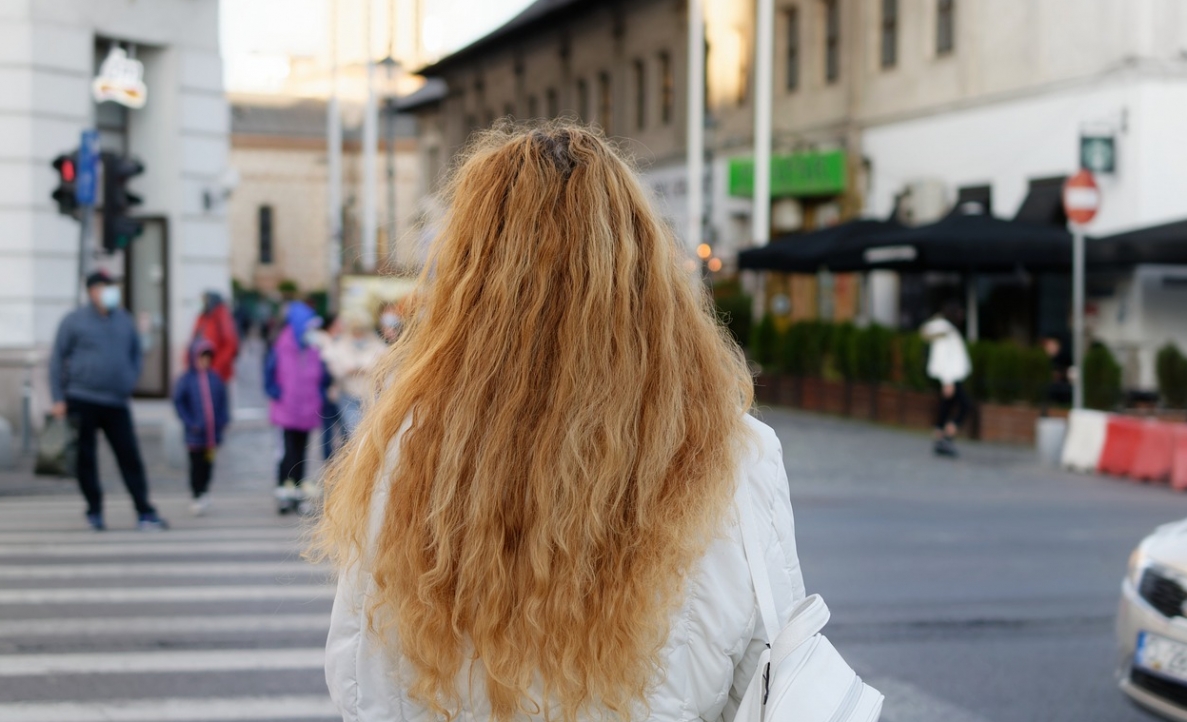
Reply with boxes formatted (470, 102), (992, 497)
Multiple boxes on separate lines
(173, 339), (231, 515)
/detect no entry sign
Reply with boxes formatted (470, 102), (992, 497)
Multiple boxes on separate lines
(1063, 170), (1100, 225)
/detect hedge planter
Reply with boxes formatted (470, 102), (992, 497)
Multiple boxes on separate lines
(979, 403), (1040, 445)
(777, 375), (801, 408)
(901, 390), (937, 430)
(821, 379), (848, 416)
(876, 386), (903, 425)
(800, 377), (825, 412)
(848, 383), (876, 421)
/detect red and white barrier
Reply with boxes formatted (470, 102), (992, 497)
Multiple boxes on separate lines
(1131, 421), (1176, 483)
(1060, 409), (1109, 473)
(1061, 412), (1187, 490)
(1172, 424), (1187, 491)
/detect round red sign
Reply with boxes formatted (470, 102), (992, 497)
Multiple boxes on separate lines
(1063, 170), (1100, 225)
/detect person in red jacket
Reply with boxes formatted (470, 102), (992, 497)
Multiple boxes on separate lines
(191, 291), (240, 382)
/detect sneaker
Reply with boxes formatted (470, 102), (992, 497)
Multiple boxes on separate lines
(275, 480), (302, 515)
(933, 437), (959, 458)
(189, 494), (211, 517)
(85, 513), (105, 531)
(137, 511), (170, 531)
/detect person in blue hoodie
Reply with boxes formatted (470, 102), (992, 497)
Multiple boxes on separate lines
(173, 339), (231, 516)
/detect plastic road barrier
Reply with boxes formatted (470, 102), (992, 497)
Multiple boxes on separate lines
(1130, 420), (1175, 483)
(1098, 416), (1146, 477)
(1172, 425), (1187, 492)
(1061, 409), (1110, 473)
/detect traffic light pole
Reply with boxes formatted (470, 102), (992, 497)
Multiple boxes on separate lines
(1072, 227), (1085, 409)
(76, 205), (92, 305)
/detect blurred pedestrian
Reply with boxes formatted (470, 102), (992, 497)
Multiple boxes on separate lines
(192, 290), (240, 382)
(313, 314), (343, 461)
(264, 300), (324, 514)
(315, 126), (808, 720)
(172, 339), (230, 516)
(49, 271), (168, 531)
(377, 300), (404, 344)
(921, 299), (972, 457)
(319, 310), (386, 439)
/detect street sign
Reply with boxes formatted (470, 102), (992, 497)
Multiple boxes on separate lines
(1063, 170), (1100, 226)
(1081, 135), (1116, 174)
(92, 47), (147, 109)
(75, 130), (100, 206)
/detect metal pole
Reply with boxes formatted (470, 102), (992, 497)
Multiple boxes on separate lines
(77, 208), (91, 305)
(361, 0), (379, 271)
(752, 0), (773, 247)
(965, 275), (978, 341)
(1072, 228), (1085, 409)
(686, 0), (704, 256)
(386, 99), (397, 268)
(327, 0), (343, 310)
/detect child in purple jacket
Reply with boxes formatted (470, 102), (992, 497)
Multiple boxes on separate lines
(173, 340), (231, 516)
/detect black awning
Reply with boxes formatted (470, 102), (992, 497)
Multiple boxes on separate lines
(1090, 220), (1187, 267)
(818, 208), (1073, 273)
(736, 218), (904, 273)
(1014, 178), (1068, 227)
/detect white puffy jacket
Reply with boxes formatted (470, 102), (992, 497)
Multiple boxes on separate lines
(325, 414), (806, 721)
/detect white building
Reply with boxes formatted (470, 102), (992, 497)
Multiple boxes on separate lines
(0, 0), (230, 433)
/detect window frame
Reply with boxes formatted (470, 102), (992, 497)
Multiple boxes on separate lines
(880, 0), (898, 69)
(658, 51), (674, 125)
(824, 0), (840, 84)
(937, 0), (956, 56)
(633, 59), (646, 130)
(785, 7), (800, 91)
(576, 77), (589, 120)
(257, 205), (274, 266)
(598, 71), (612, 134)
(545, 88), (559, 117)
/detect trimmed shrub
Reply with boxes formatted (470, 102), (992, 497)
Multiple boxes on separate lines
(897, 332), (930, 391)
(860, 325), (894, 384)
(750, 314), (779, 368)
(1157, 343), (1187, 408)
(831, 323), (858, 381)
(714, 292), (754, 350)
(781, 321), (829, 377)
(1083, 343), (1123, 411)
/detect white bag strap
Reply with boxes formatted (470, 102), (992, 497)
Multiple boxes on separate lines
(737, 473), (831, 660)
(737, 471), (781, 645)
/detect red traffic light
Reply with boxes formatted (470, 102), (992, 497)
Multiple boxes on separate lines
(60, 159), (75, 182)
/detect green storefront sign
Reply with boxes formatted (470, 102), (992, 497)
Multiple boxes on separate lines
(728, 150), (847, 198)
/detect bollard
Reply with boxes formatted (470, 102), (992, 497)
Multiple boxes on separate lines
(1061, 409), (1109, 472)
(1036, 417), (1067, 468)
(0, 416), (14, 470)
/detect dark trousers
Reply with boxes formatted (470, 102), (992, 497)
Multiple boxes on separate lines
(278, 429), (309, 486)
(936, 382), (971, 433)
(321, 400), (341, 461)
(189, 449), (214, 498)
(68, 399), (154, 517)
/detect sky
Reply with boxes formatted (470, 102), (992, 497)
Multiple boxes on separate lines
(221, 0), (534, 94)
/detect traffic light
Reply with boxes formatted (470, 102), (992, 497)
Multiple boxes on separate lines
(51, 153), (79, 216)
(101, 152), (144, 252)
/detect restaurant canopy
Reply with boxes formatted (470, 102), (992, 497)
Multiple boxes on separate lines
(1089, 219), (1187, 267)
(816, 207), (1074, 273)
(736, 218), (904, 273)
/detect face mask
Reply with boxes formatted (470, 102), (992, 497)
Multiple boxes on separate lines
(380, 313), (401, 329)
(99, 286), (121, 310)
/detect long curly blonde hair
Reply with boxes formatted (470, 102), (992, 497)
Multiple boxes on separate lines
(313, 124), (754, 721)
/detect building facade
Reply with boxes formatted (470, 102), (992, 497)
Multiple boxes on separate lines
(409, 0), (1187, 388)
(0, 0), (230, 433)
(227, 96), (421, 298)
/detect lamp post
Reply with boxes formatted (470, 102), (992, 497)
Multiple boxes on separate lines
(378, 55), (401, 270)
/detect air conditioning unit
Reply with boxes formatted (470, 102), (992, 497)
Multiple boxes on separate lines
(897, 179), (949, 225)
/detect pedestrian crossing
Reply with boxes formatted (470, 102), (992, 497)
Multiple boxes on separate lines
(0, 492), (339, 722)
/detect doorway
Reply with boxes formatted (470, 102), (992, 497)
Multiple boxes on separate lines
(124, 218), (169, 397)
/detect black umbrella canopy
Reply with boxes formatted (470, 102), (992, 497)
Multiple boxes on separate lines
(1089, 219), (1187, 267)
(821, 208), (1073, 273)
(737, 218), (905, 273)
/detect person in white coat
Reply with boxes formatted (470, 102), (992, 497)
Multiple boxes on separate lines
(311, 125), (809, 722)
(921, 300), (973, 457)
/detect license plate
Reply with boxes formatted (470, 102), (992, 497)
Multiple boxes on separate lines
(1136, 632), (1187, 684)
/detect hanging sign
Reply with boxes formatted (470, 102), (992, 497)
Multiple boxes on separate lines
(92, 47), (147, 109)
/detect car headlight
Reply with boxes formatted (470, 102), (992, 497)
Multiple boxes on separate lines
(1128, 546), (1152, 587)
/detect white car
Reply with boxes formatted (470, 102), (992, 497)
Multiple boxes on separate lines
(1119, 519), (1187, 720)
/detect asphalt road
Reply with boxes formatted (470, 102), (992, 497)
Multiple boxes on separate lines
(761, 406), (1187, 722)
(1, 380), (1184, 721)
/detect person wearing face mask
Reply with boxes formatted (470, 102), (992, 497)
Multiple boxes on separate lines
(49, 271), (168, 531)
(378, 301), (404, 345)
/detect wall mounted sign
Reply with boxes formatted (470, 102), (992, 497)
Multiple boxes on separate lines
(1080, 135), (1115, 174)
(92, 47), (147, 109)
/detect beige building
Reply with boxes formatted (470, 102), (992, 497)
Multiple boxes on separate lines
(227, 95), (420, 298)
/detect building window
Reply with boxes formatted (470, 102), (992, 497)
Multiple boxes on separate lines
(527, 95), (538, 118)
(881, 0), (897, 68)
(576, 78), (589, 120)
(659, 51), (674, 125)
(785, 8), (800, 91)
(546, 88), (558, 117)
(824, 0), (840, 83)
(258, 205), (273, 265)
(937, 0), (955, 55)
(633, 59), (646, 130)
(598, 71), (612, 133)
